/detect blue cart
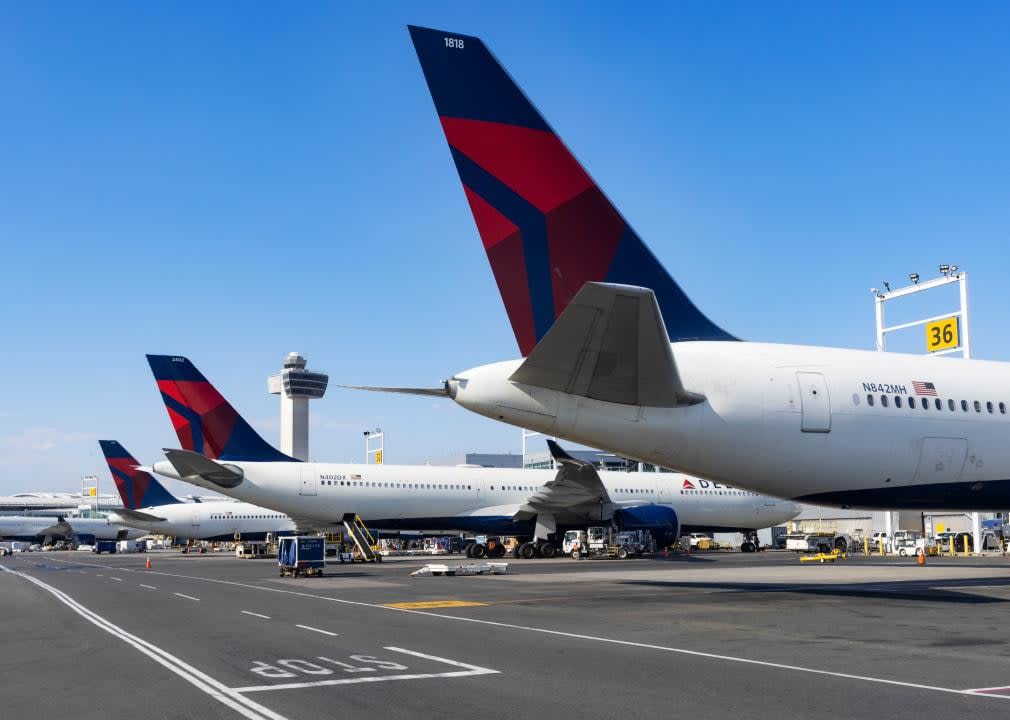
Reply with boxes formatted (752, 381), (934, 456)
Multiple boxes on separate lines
(278, 536), (325, 577)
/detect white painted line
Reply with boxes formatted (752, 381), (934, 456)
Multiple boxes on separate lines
(0, 565), (287, 720)
(35, 555), (1008, 702)
(295, 624), (337, 636)
(140, 584), (157, 590)
(242, 611), (271, 620)
(174, 593), (200, 602)
(110, 576), (123, 582)
(234, 647), (497, 693)
(96, 574), (104, 577)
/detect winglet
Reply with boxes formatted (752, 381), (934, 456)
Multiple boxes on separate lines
(546, 439), (589, 469)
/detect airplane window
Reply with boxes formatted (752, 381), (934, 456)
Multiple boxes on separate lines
(987, 401), (994, 414)
(468, 485), (472, 490)
(961, 400), (969, 412)
(895, 396), (902, 408)
(974, 401), (982, 413)
(1001, 402), (1007, 415)
(867, 394), (874, 407)
(880, 395), (889, 407)
(852, 393), (860, 406)
(490, 486), (495, 490)
(921, 398), (928, 410)
(934, 398), (941, 410)
(948, 399), (956, 411)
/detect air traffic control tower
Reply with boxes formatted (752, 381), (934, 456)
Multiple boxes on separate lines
(267, 352), (329, 461)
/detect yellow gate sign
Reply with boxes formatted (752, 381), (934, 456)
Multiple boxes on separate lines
(374, 450), (383, 464)
(925, 316), (959, 353)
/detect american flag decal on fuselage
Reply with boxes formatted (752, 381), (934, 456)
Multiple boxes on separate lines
(913, 381), (938, 396)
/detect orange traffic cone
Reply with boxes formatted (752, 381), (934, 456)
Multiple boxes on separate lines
(916, 552), (926, 566)
(145, 557), (152, 570)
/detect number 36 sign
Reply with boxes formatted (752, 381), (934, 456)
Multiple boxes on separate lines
(926, 316), (960, 353)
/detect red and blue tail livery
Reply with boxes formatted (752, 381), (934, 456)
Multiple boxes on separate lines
(146, 355), (296, 462)
(408, 25), (737, 355)
(99, 440), (180, 509)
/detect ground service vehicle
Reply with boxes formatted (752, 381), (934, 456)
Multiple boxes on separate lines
(278, 536), (325, 577)
(566, 527), (643, 560)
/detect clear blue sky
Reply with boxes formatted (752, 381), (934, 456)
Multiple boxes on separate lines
(1, 3), (1007, 495)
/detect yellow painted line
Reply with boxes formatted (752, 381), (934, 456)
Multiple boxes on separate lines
(383, 600), (489, 610)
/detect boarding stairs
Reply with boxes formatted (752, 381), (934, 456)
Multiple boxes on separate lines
(342, 513), (380, 562)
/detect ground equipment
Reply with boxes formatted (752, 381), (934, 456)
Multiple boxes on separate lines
(278, 536), (325, 577)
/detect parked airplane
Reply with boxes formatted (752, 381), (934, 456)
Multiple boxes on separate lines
(100, 440), (298, 542)
(144, 355), (799, 555)
(0, 514), (144, 543)
(354, 26), (1010, 511)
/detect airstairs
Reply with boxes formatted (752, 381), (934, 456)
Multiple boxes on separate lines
(342, 513), (380, 562)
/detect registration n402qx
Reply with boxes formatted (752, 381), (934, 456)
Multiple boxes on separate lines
(143, 356), (798, 556)
(352, 26), (1010, 511)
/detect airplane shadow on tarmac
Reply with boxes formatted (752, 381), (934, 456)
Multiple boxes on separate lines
(621, 577), (1010, 604)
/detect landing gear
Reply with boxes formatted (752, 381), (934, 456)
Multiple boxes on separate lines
(518, 542), (536, 560)
(470, 543), (487, 559)
(741, 531), (763, 553)
(538, 542), (557, 559)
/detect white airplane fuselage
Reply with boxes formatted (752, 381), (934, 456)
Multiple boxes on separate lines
(153, 462), (799, 537)
(448, 342), (1010, 509)
(0, 516), (145, 542)
(109, 501), (298, 542)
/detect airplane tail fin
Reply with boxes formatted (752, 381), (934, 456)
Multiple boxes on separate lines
(145, 355), (296, 462)
(99, 440), (181, 509)
(408, 25), (737, 356)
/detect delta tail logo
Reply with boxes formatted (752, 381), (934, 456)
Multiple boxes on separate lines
(682, 479), (696, 489)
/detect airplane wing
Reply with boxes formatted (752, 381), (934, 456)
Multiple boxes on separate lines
(513, 440), (611, 521)
(110, 508), (167, 523)
(508, 282), (704, 408)
(162, 449), (244, 489)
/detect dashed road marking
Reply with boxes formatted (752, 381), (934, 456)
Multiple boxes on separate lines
(140, 584), (157, 590)
(383, 600), (489, 610)
(175, 593), (200, 601)
(33, 554), (1010, 702)
(1, 565), (286, 720)
(110, 576), (123, 582)
(242, 611), (271, 620)
(295, 624), (337, 637)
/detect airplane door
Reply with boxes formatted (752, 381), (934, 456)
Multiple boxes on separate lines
(299, 467), (317, 497)
(796, 372), (831, 433)
(914, 438), (967, 485)
(190, 508), (200, 530)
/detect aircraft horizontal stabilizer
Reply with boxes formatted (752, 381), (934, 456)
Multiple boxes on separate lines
(162, 449), (244, 489)
(111, 508), (167, 523)
(340, 384), (451, 398)
(509, 283), (703, 408)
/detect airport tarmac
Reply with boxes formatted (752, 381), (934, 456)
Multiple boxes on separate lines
(4, 550), (1010, 720)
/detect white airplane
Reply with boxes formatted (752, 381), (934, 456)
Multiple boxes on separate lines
(353, 27), (1010, 512)
(100, 440), (298, 542)
(0, 514), (145, 543)
(143, 356), (799, 556)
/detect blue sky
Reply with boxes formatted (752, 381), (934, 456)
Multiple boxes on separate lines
(1, 3), (1007, 495)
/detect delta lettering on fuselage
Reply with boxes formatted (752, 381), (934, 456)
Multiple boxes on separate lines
(861, 382), (908, 395)
(683, 478), (733, 490)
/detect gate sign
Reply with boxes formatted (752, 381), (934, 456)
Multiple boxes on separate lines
(925, 316), (959, 353)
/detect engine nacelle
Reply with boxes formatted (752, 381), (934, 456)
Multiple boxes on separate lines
(613, 504), (680, 545)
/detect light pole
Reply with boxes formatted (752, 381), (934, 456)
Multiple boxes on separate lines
(364, 428), (384, 464)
